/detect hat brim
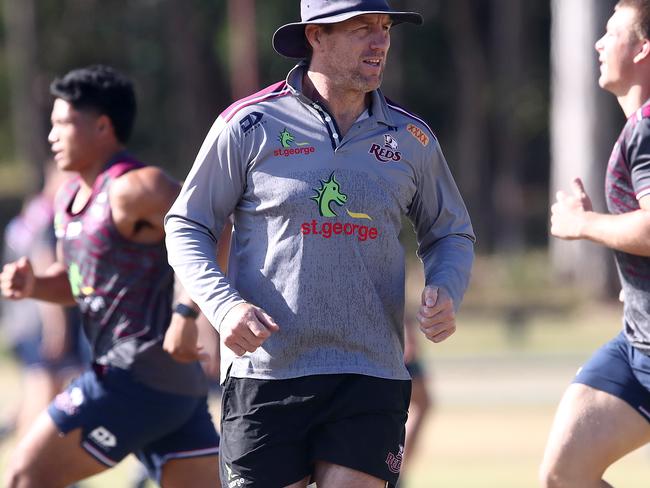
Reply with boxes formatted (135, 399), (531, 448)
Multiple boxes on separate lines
(272, 10), (423, 59)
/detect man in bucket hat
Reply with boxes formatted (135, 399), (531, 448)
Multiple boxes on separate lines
(165, 1), (475, 486)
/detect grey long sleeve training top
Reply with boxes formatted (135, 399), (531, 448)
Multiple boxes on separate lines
(165, 63), (475, 383)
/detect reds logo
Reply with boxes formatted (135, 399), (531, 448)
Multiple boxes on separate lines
(386, 445), (404, 474)
(407, 123), (430, 147)
(384, 134), (398, 150)
(369, 133), (402, 163)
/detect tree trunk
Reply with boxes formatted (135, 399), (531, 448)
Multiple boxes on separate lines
(2, 0), (47, 191)
(445, 1), (492, 250)
(227, 0), (260, 100)
(549, 0), (619, 297)
(491, 0), (526, 252)
(164, 1), (227, 171)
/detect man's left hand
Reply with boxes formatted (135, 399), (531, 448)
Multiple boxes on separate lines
(416, 286), (456, 343)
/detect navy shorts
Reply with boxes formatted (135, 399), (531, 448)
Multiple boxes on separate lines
(220, 373), (411, 488)
(48, 366), (219, 482)
(574, 331), (650, 422)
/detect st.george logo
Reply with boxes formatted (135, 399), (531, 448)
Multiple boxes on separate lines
(224, 464), (246, 487)
(274, 128), (316, 157)
(311, 172), (347, 217)
(369, 134), (402, 163)
(302, 172), (379, 242)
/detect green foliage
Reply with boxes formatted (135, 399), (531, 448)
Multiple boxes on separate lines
(0, 0), (553, 249)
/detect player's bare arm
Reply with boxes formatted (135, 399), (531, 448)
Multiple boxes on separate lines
(164, 303), (206, 363)
(112, 166), (210, 363)
(551, 177), (650, 256)
(416, 285), (456, 343)
(31, 241), (71, 359)
(116, 166), (209, 363)
(110, 166), (181, 244)
(1, 256), (74, 305)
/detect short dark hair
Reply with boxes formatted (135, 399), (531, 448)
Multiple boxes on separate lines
(50, 65), (136, 144)
(617, 0), (650, 39)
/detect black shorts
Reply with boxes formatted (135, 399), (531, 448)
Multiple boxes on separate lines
(219, 373), (411, 487)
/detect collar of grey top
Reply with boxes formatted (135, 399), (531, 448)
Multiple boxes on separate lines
(285, 62), (398, 129)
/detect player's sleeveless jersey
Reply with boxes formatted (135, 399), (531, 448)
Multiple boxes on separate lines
(606, 101), (650, 350)
(55, 154), (207, 395)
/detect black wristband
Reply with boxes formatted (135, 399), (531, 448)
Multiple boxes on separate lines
(174, 303), (199, 319)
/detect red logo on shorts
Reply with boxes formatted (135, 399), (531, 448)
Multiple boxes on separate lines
(53, 387), (84, 415)
(386, 444), (404, 474)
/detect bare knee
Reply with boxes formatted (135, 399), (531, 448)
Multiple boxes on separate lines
(538, 461), (562, 488)
(539, 460), (591, 488)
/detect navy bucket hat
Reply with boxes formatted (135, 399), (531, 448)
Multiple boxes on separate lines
(272, 0), (423, 59)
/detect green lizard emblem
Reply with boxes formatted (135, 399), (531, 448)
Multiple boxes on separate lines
(68, 262), (94, 296)
(279, 128), (295, 148)
(311, 172), (348, 217)
(68, 263), (83, 297)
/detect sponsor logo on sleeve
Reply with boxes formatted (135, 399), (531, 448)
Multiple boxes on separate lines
(239, 111), (264, 135)
(407, 123), (430, 147)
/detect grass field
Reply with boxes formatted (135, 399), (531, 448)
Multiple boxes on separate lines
(1, 253), (649, 486)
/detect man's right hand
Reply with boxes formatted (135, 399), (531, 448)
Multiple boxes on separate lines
(221, 303), (279, 356)
(1, 257), (35, 300)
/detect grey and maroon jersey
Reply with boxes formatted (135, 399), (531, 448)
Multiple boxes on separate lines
(56, 154), (207, 395)
(166, 63), (475, 382)
(606, 101), (650, 350)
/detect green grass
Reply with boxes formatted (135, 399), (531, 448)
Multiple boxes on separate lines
(401, 403), (650, 488)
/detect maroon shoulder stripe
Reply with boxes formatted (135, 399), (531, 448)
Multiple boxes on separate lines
(221, 81), (290, 123)
(385, 98), (437, 141)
